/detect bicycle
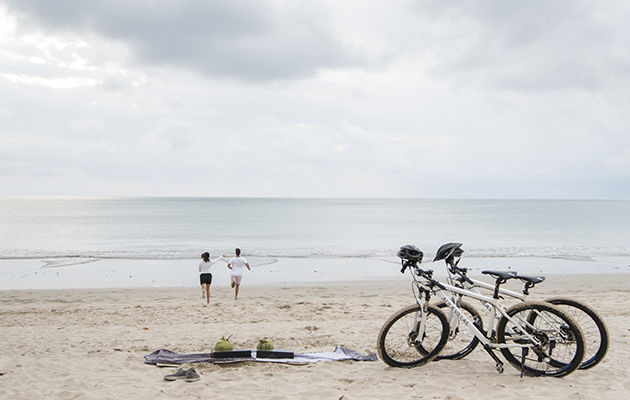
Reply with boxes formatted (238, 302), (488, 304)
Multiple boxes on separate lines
(376, 245), (586, 377)
(432, 242), (609, 370)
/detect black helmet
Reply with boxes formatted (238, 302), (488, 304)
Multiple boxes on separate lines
(433, 243), (464, 262)
(397, 245), (423, 262)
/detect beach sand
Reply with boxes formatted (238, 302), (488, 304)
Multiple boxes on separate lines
(1, 273), (629, 400)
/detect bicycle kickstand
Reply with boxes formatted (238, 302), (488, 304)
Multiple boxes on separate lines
(520, 348), (529, 378)
(483, 344), (504, 374)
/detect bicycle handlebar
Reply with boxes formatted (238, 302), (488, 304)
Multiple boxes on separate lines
(400, 259), (447, 291)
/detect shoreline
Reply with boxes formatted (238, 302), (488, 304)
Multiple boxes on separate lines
(2, 271), (629, 295)
(1, 255), (629, 291)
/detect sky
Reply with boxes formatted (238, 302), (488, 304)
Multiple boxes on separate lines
(0, 0), (629, 199)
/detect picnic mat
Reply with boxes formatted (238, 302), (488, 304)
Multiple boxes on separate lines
(144, 346), (378, 365)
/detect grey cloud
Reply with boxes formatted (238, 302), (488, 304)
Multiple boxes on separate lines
(5, 0), (365, 82)
(69, 118), (107, 136)
(141, 118), (200, 150)
(2, 1), (629, 198)
(97, 75), (136, 92)
(408, 0), (630, 91)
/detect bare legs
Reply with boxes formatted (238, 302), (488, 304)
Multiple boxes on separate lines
(231, 281), (240, 300)
(201, 284), (210, 304)
(230, 275), (243, 300)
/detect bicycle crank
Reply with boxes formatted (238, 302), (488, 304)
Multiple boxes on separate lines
(483, 344), (504, 374)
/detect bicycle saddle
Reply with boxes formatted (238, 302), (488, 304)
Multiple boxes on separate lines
(481, 270), (517, 280)
(516, 275), (545, 284)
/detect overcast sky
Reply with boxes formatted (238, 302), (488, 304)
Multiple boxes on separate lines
(1, 0), (629, 199)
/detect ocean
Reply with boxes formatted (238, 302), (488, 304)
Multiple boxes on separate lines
(1, 197), (629, 289)
(2, 196), (629, 260)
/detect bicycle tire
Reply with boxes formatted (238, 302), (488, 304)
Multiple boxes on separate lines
(544, 297), (609, 370)
(377, 304), (449, 368)
(496, 301), (585, 377)
(434, 301), (483, 361)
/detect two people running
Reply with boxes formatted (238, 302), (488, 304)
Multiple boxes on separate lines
(199, 248), (251, 302)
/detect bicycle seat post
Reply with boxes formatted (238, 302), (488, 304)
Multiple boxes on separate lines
(482, 270), (517, 299)
(493, 277), (507, 299)
(516, 275), (545, 296)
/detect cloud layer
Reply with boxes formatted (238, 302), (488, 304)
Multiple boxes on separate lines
(1, 0), (629, 198)
(6, 0), (366, 82)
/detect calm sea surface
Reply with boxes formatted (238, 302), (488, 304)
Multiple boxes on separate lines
(1, 197), (629, 260)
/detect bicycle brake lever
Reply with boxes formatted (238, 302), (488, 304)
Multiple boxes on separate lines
(400, 260), (409, 274)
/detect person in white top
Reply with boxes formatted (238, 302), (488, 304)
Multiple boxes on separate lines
(199, 252), (224, 305)
(227, 248), (251, 300)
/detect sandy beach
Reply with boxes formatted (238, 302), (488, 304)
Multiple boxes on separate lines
(1, 271), (629, 400)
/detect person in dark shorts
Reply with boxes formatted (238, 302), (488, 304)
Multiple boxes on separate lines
(199, 252), (224, 305)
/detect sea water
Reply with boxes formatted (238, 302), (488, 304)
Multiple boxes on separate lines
(1, 197), (629, 289)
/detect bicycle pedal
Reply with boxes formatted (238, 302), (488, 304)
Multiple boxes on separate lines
(496, 362), (504, 374)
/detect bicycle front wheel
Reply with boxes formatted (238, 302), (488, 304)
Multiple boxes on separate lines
(496, 301), (585, 377)
(545, 297), (609, 370)
(377, 304), (449, 368)
(434, 301), (483, 361)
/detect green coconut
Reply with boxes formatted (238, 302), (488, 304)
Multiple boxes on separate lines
(214, 336), (233, 351)
(257, 337), (274, 351)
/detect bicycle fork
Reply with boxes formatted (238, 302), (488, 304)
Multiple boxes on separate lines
(410, 287), (432, 346)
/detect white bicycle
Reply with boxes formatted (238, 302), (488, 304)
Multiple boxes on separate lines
(431, 242), (609, 370)
(377, 245), (586, 377)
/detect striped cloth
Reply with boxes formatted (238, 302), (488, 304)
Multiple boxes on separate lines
(144, 346), (377, 365)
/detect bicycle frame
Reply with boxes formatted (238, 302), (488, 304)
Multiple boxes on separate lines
(411, 268), (561, 353)
(445, 275), (525, 331)
(464, 276), (528, 300)
(446, 268), (557, 335)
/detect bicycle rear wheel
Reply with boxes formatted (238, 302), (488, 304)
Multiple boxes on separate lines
(434, 301), (482, 360)
(545, 297), (609, 370)
(496, 301), (585, 377)
(377, 304), (449, 368)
